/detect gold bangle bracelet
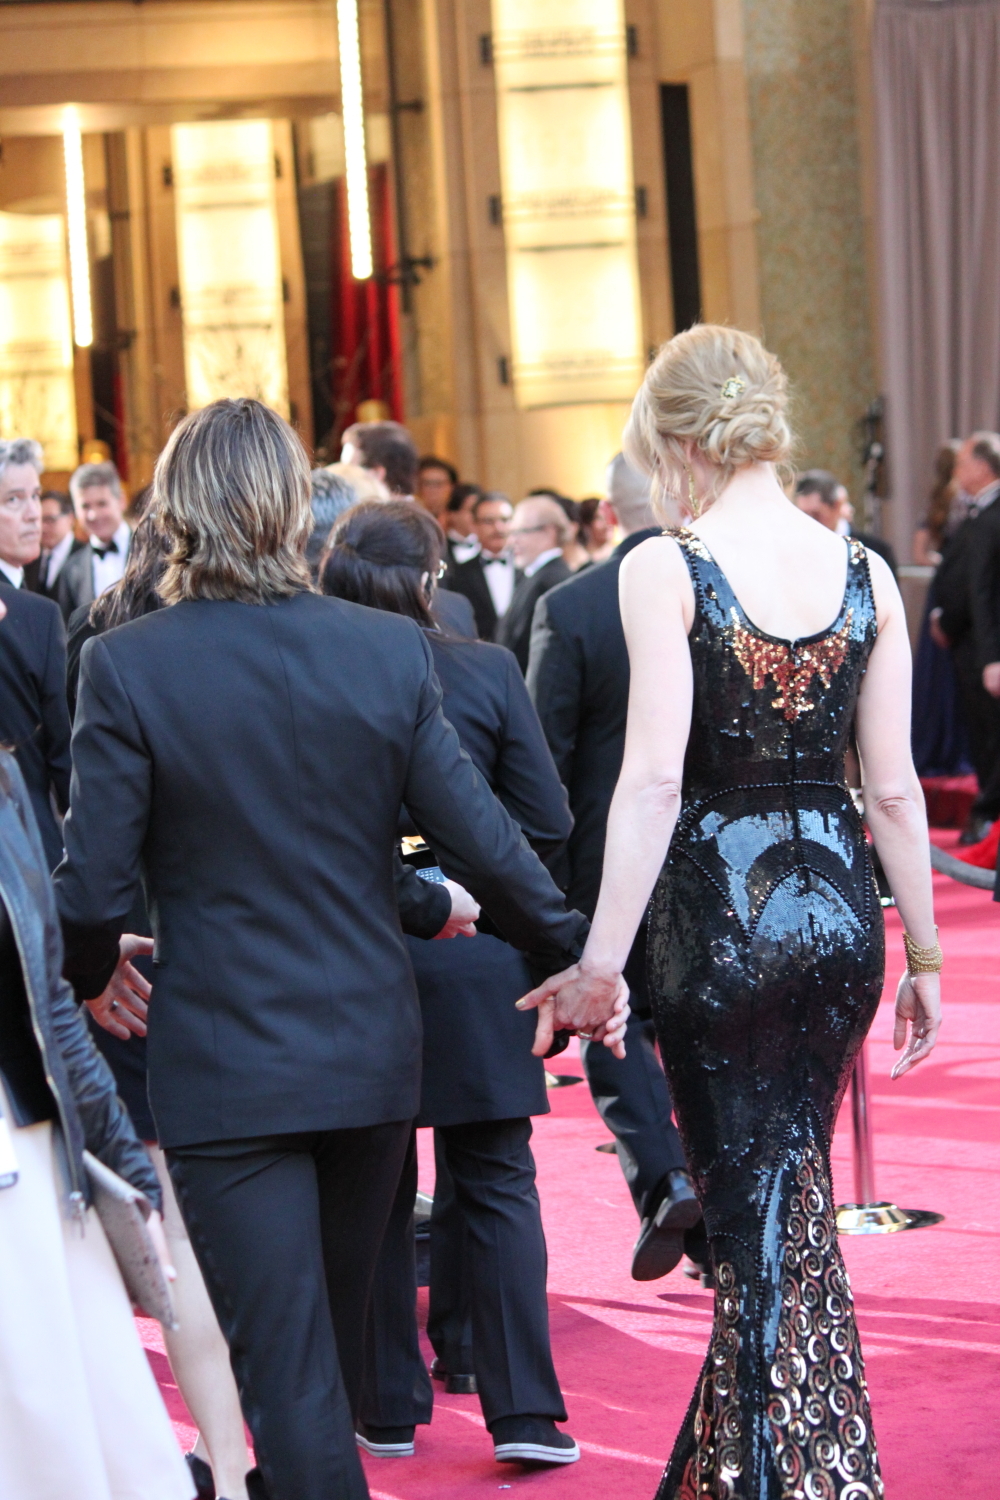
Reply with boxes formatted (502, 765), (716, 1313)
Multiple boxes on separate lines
(902, 927), (943, 975)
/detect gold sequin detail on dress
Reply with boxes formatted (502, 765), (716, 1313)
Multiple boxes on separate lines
(768, 1144), (884, 1500)
(678, 1263), (744, 1499)
(730, 610), (853, 723)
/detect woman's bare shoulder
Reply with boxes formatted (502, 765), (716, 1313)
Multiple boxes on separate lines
(620, 531), (690, 587)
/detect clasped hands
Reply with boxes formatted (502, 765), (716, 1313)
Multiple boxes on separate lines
(517, 961), (630, 1059)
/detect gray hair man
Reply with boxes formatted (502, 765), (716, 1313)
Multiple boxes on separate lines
(57, 460), (131, 621)
(494, 498), (573, 672)
(527, 453), (703, 1283)
(0, 438), (71, 868)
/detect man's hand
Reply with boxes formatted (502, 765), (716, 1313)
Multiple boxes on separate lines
(433, 880), (481, 940)
(983, 662), (1000, 697)
(517, 961), (630, 1059)
(86, 934), (154, 1039)
(928, 608), (950, 650)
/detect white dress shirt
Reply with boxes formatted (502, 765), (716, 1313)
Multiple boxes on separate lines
(971, 479), (1000, 517)
(449, 531), (481, 566)
(522, 546), (564, 580)
(91, 521), (131, 597)
(480, 549), (515, 619)
(0, 559), (24, 588)
(41, 531), (76, 590)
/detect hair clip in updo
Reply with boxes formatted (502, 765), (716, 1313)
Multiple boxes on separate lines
(720, 376), (746, 401)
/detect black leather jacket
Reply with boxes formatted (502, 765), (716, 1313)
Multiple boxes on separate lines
(0, 750), (161, 1214)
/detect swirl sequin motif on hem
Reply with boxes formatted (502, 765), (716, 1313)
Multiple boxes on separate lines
(650, 531), (885, 1500)
(678, 1263), (744, 1499)
(769, 1146), (883, 1500)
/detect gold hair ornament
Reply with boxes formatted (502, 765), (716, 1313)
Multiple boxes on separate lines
(720, 376), (746, 401)
(902, 927), (943, 975)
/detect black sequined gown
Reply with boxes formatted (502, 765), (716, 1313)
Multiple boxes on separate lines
(648, 531), (885, 1500)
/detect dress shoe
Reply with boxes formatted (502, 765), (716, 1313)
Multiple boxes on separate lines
(185, 1454), (215, 1500)
(959, 812), (994, 846)
(429, 1356), (477, 1394)
(355, 1422), (416, 1457)
(490, 1415), (580, 1466)
(682, 1220), (713, 1288)
(244, 1467), (267, 1500)
(631, 1170), (702, 1281)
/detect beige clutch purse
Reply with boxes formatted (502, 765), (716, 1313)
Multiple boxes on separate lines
(83, 1150), (178, 1328)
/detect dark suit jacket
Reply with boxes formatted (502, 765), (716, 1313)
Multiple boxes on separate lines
(849, 527), (897, 577)
(31, 538), (84, 601)
(936, 512), (983, 649)
(496, 555), (572, 672)
(57, 539), (132, 624)
(411, 633), (572, 1127)
(0, 583), (72, 871)
(526, 530), (658, 917)
(969, 500), (1000, 669)
(442, 554), (505, 639)
(53, 592), (587, 1149)
(431, 586), (476, 639)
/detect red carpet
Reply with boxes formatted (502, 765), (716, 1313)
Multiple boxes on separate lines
(142, 865), (999, 1499)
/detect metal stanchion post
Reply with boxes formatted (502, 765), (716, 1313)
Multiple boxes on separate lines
(836, 1042), (944, 1235)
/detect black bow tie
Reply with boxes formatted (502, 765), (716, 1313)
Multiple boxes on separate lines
(92, 540), (118, 560)
(481, 554), (508, 566)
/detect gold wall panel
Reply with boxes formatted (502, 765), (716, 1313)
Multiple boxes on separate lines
(0, 210), (78, 469)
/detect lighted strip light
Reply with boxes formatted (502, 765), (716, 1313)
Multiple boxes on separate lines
(336, 0), (373, 280)
(62, 106), (93, 349)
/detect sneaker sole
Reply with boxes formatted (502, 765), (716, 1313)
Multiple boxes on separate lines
(355, 1435), (415, 1458)
(494, 1441), (581, 1465)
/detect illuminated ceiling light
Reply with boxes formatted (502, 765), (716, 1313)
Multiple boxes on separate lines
(62, 106), (93, 349)
(336, 0), (373, 280)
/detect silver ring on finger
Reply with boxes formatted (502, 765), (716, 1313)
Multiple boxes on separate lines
(110, 999), (120, 1011)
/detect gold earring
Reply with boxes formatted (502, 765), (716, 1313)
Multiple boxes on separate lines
(685, 464), (701, 519)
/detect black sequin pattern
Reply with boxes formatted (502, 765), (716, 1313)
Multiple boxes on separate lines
(650, 532), (884, 1500)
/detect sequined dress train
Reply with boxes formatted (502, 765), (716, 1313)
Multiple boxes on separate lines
(647, 532), (885, 1500)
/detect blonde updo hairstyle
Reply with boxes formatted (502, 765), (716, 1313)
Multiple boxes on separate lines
(623, 324), (793, 522)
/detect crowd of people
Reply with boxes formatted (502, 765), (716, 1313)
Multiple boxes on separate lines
(0, 322), (947, 1500)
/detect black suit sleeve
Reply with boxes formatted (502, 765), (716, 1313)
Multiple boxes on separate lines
(970, 513), (1000, 669)
(393, 853), (451, 938)
(55, 636), (153, 999)
(935, 525), (973, 644)
(401, 633), (588, 964)
(492, 647), (573, 864)
(39, 602), (72, 813)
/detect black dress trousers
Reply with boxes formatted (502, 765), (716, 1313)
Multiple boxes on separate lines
(167, 1119), (412, 1500)
(360, 1117), (566, 1431)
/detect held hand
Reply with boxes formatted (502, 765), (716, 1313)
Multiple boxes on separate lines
(517, 962), (630, 1059)
(982, 662), (1000, 698)
(891, 970), (941, 1079)
(146, 1210), (177, 1283)
(85, 934), (154, 1040)
(434, 879), (481, 940)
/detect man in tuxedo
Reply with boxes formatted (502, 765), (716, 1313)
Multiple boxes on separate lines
(933, 432), (1000, 841)
(443, 492), (515, 639)
(57, 461), (132, 622)
(54, 398), (606, 1500)
(416, 455), (457, 519)
(32, 490), (83, 598)
(341, 419), (419, 499)
(526, 454), (699, 1280)
(442, 483), (482, 570)
(496, 497), (571, 671)
(0, 439), (72, 870)
(794, 469), (899, 575)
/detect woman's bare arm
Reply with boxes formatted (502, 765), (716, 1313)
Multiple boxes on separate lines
(855, 551), (942, 1075)
(517, 538), (695, 1053)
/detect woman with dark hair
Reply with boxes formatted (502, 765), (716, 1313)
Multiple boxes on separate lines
(321, 500), (581, 1469)
(0, 596), (190, 1500)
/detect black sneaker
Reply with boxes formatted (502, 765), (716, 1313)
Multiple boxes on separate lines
(355, 1422), (416, 1457)
(631, 1170), (701, 1281)
(491, 1416), (580, 1466)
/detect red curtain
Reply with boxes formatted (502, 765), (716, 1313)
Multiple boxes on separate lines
(330, 164), (404, 438)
